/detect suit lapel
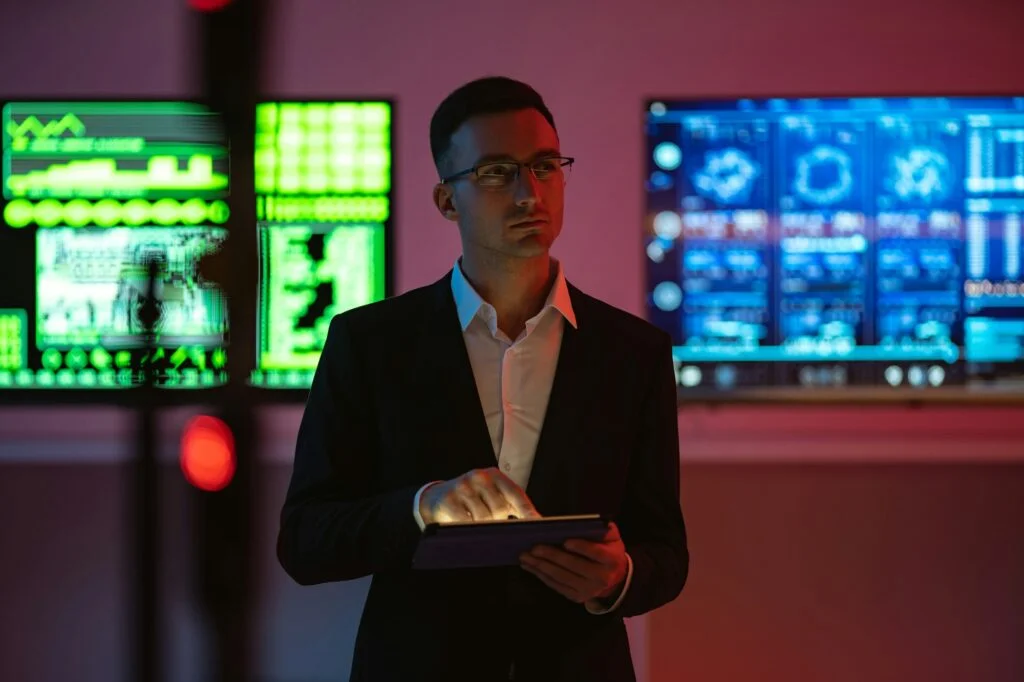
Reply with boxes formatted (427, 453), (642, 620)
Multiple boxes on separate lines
(526, 285), (598, 515)
(414, 272), (497, 477)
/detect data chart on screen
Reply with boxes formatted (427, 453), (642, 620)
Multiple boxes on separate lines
(645, 96), (1024, 395)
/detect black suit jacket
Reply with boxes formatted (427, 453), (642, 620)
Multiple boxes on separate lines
(277, 271), (688, 682)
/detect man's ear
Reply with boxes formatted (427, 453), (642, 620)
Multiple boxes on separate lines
(432, 183), (458, 222)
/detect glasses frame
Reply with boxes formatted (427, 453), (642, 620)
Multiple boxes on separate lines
(440, 155), (575, 188)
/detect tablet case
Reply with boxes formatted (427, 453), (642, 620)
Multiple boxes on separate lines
(411, 514), (609, 570)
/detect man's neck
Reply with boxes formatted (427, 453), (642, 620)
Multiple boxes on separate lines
(459, 251), (556, 340)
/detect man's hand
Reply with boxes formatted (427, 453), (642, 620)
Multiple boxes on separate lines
(419, 468), (540, 525)
(519, 522), (629, 604)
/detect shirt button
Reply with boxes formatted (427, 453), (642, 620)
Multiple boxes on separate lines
(503, 462), (511, 472)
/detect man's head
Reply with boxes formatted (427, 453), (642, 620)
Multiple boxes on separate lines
(430, 77), (571, 262)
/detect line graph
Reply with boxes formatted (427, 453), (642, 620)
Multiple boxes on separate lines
(5, 114), (86, 140)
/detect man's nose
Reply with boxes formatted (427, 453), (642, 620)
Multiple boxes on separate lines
(513, 167), (542, 206)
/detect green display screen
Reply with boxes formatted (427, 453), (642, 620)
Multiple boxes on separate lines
(252, 102), (391, 389)
(4, 103), (229, 200)
(0, 100), (392, 394)
(0, 101), (231, 390)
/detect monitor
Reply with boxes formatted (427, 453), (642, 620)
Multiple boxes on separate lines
(1, 101), (230, 390)
(644, 96), (1024, 395)
(251, 101), (391, 389)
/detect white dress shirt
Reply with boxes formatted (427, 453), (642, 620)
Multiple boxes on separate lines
(412, 259), (633, 614)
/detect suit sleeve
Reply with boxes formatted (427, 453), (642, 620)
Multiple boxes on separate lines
(613, 332), (689, 617)
(276, 314), (423, 585)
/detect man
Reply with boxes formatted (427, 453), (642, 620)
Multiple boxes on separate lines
(277, 76), (688, 682)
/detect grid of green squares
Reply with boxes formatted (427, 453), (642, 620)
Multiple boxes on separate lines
(255, 102), (391, 195)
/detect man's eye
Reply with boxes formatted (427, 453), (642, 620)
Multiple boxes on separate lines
(479, 164), (516, 177)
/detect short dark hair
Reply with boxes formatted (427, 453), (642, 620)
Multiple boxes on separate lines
(429, 76), (556, 175)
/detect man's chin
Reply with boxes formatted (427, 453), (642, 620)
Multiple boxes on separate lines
(508, 234), (553, 256)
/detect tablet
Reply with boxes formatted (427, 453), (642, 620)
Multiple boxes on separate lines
(411, 514), (609, 570)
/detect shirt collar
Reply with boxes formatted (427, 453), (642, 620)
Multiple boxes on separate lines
(450, 258), (577, 333)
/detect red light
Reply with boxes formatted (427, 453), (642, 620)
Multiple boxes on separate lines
(180, 415), (236, 491)
(189, 0), (232, 12)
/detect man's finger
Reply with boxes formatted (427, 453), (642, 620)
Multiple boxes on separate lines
(433, 499), (472, 524)
(453, 490), (490, 521)
(563, 539), (613, 563)
(521, 560), (584, 603)
(475, 480), (515, 519)
(602, 521), (621, 542)
(520, 504), (542, 519)
(526, 546), (596, 583)
(493, 476), (539, 518)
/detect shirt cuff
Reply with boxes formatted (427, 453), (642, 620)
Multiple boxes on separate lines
(412, 481), (442, 531)
(585, 552), (633, 615)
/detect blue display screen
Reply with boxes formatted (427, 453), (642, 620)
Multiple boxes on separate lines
(644, 97), (1024, 390)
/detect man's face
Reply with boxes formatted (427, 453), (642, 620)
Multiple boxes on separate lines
(433, 108), (566, 261)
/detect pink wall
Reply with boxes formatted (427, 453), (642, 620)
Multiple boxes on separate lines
(659, 463), (1024, 682)
(265, 0), (1024, 306)
(2, 0), (1024, 680)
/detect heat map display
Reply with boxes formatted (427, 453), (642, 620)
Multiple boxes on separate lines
(645, 97), (1024, 392)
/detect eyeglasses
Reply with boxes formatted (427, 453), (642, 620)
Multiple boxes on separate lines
(441, 156), (574, 190)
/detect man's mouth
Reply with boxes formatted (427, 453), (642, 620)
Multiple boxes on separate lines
(510, 218), (548, 229)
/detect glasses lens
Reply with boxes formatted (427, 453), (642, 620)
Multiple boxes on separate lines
(530, 158), (562, 180)
(476, 163), (518, 187)
(532, 157), (572, 185)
